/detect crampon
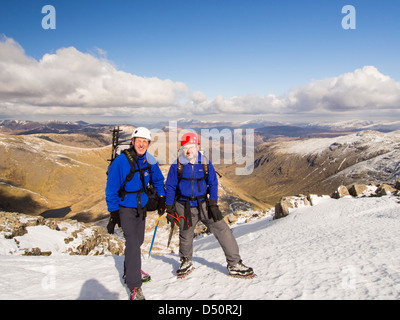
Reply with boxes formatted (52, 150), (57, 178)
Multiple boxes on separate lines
(177, 266), (195, 279)
(228, 272), (257, 279)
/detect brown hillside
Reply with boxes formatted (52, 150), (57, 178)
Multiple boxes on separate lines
(0, 130), (266, 222)
(0, 133), (109, 220)
(218, 130), (400, 205)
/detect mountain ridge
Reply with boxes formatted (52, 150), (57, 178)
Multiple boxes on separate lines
(217, 129), (400, 204)
(2, 119), (400, 222)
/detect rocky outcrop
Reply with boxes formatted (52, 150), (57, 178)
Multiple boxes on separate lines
(274, 182), (399, 219)
(348, 184), (368, 197)
(0, 212), (124, 256)
(274, 201), (290, 220)
(331, 185), (351, 199)
(274, 194), (310, 219)
(65, 224), (125, 256)
(0, 212), (58, 239)
(376, 184), (397, 196)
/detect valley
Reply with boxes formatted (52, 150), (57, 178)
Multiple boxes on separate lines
(1, 119), (399, 223)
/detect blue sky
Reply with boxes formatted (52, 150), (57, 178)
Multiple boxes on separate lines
(1, 0), (400, 124)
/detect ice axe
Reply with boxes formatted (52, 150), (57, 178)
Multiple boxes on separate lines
(148, 215), (162, 257)
(167, 222), (175, 248)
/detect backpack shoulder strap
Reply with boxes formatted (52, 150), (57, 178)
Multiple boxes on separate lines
(177, 159), (184, 183)
(202, 155), (209, 181)
(123, 148), (153, 184)
(122, 149), (138, 182)
(177, 155), (209, 182)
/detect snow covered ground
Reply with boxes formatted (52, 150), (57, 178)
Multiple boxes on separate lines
(1, 195), (400, 300)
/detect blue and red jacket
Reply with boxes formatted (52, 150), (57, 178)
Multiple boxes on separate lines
(106, 151), (165, 212)
(165, 152), (218, 207)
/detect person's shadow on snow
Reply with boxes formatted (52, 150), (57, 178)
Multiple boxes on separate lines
(152, 253), (227, 276)
(77, 279), (119, 300)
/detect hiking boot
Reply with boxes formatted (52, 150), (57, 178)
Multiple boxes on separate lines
(141, 270), (151, 283)
(176, 257), (194, 278)
(123, 270), (151, 284)
(129, 287), (145, 300)
(227, 261), (256, 278)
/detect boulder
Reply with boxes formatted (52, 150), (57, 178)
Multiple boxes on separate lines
(331, 185), (350, 199)
(0, 212), (28, 238)
(225, 214), (238, 224)
(307, 194), (320, 206)
(375, 184), (396, 196)
(348, 184), (368, 197)
(274, 201), (290, 219)
(23, 247), (52, 256)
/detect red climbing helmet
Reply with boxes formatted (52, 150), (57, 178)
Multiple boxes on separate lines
(181, 132), (199, 146)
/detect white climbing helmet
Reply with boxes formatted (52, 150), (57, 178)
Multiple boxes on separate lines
(131, 127), (152, 142)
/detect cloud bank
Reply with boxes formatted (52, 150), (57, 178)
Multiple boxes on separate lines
(0, 36), (187, 119)
(192, 66), (400, 116)
(287, 66), (400, 113)
(1, 36), (399, 121)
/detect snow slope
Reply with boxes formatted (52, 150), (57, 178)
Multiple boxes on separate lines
(279, 130), (400, 157)
(1, 195), (400, 300)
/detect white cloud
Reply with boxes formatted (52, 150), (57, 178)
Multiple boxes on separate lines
(191, 66), (400, 117)
(287, 66), (400, 112)
(0, 36), (188, 112)
(1, 36), (399, 122)
(191, 93), (285, 115)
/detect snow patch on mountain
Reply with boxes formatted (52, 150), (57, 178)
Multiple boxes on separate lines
(280, 130), (400, 156)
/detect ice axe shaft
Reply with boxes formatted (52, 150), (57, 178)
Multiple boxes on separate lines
(167, 222), (175, 248)
(148, 215), (161, 257)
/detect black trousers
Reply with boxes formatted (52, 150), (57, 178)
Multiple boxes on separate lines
(119, 206), (145, 290)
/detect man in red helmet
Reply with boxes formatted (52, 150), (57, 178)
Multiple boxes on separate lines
(165, 132), (255, 279)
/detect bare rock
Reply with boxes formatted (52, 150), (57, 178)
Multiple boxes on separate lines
(331, 185), (350, 199)
(348, 184), (368, 197)
(376, 184), (396, 196)
(274, 201), (290, 219)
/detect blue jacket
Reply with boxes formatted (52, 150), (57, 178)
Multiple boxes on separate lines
(165, 152), (218, 207)
(106, 150), (165, 212)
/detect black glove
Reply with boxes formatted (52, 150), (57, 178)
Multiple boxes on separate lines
(208, 199), (223, 222)
(166, 204), (178, 225)
(107, 210), (121, 234)
(158, 196), (166, 216)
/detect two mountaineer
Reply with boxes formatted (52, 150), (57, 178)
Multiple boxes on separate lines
(105, 127), (254, 300)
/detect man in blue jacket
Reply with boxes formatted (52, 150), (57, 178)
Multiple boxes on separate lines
(106, 127), (166, 300)
(165, 132), (254, 279)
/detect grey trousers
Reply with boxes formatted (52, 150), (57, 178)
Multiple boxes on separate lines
(176, 201), (241, 266)
(119, 206), (145, 290)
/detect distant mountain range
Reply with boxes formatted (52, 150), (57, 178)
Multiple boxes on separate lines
(2, 118), (400, 137)
(0, 120), (112, 135)
(157, 118), (400, 143)
(158, 117), (400, 130)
